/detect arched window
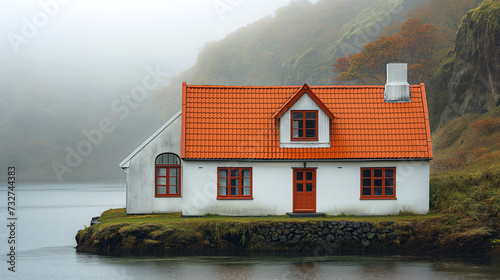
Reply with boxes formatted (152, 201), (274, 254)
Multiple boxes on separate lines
(155, 153), (181, 197)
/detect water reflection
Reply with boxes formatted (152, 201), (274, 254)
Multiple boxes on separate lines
(72, 254), (500, 280)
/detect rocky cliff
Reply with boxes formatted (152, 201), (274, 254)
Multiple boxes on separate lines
(439, 0), (500, 124)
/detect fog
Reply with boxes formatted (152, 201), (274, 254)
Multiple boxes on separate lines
(0, 0), (300, 182)
(1, 0), (294, 96)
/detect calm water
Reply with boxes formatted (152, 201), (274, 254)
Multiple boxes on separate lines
(1, 184), (499, 280)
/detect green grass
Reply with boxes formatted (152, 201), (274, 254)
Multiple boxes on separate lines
(98, 208), (438, 225)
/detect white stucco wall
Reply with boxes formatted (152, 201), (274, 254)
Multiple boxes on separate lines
(279, 94), (330, 148)
(181, 160), (430, 216)
(124, 113), (183, 214)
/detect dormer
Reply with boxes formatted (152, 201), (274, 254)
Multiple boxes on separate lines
(273, 84), (334, 148)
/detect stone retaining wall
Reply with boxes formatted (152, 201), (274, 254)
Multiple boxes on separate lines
(255, 220), (405, 254)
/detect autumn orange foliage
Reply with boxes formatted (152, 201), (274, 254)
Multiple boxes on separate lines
(333, 18), (438, 85)
(470, 118), (500, 134)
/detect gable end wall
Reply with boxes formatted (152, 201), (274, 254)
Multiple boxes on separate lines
(126, 115), (183, 214)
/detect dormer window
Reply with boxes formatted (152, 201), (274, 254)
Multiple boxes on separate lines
(291, 110), (318, 141)
(273, 84), (335, 148)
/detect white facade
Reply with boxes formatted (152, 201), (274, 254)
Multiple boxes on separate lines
(181, 160), (429, 216)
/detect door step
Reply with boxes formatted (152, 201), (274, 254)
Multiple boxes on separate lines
(287, 212), (326, 218)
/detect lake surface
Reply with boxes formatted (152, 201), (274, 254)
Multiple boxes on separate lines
(1, 184), (499, 279)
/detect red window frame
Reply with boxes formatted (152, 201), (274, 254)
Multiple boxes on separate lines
(217, 167), (253, 200)
(155, 154), (181, 197)
(291, 110), (318, 141)
(360, 167), (396, 200)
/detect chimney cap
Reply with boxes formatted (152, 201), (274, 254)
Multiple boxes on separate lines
(384, 63), (410, 102)
(386, 63), (408, 84)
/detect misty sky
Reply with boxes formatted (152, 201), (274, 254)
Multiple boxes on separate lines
(0, 0), (315, 101)
(1, 0), (325, 182)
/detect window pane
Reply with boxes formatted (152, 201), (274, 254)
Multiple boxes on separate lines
(157, 177), (166, 185)
(231, 179), (239, 186)
(385, 187), (394, 196)
(374, 169), (382, 177)
(306, 172), (313, 180)
(157, 186), (167, 194)
(243, 178), (250, 187)
(219, 187), (227, 196)
(156, 154), (180, 165)
(231, 169), (239, 177)
(297, 129), (303, 137)
(374, 187), (382, 195)
(169, 186), (178, 194)
(157, 168), (167, 176)
(362, 169), (371, 177)
(296, 172), (303, 180)
(219, 178), (227, 186)
(305, 120), (316, 128)
(242, 187), (250, 196)
(292, 112), (303, 119)
(293, 129), (300, 138)
(296, 183), (303, 192)
(362, 179), (371, 187)
(219, 169), (227, 177)
(374, 179), (382, 186)
(169, 168), (178, 176)
(362, 188), (371, 196)
(385, 169), (394, 177)
(306, 183), (313, 192)
(305, 112), (316, 119)
(293, 120), (303, 129)
(169, 177), (178, 186)
(385, 178), (394, 187)
(242, 169), (250, 177)
(306, 129), (316, 137)
(231, 187), (239, 195)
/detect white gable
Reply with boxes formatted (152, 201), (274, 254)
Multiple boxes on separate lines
(119, 111), (182, 168)
(279, 94), (331, 148)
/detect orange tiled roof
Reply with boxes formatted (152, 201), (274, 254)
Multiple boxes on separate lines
(181, 82), (433, 160)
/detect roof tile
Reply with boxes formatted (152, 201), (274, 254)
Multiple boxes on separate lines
(181, 84), (432, 160)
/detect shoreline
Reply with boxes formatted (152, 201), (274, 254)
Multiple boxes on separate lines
(75, 209), (500, 257)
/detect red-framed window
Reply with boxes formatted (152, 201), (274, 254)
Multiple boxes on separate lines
(291, 110), (318, 141)
(217, 167), (253, 199)
(155, 153), (181, 197)
(360, 167), (396, 199)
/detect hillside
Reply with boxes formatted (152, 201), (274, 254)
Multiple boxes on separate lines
(3, 0), (498, 183)
(430, 0), (500, 175)
(157, 0), (428, 117)
(430, 0), (500, 127)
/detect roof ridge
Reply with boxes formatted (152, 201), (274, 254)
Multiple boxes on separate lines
(184, 84), (423, 88)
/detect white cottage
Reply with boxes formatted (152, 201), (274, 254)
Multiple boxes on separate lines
(120, 63), (433, 216)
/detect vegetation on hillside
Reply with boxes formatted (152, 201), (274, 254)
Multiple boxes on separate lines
(406, 0), (484, 58)
(332, 18), (438, 85)
(187, 0), (413, 86)
(431, 100), (500, 176)
(330, 0), (488, 129)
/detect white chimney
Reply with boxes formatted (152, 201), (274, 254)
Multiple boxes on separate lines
(384, 63), (410, 102)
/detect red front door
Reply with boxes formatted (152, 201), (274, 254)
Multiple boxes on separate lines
(293, 168), (316, 213)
